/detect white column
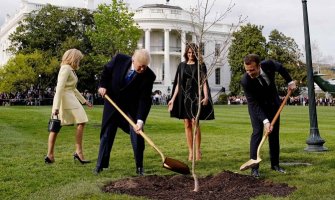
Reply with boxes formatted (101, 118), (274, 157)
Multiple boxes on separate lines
(145, 29), (151, 52)
(164, 29), (171, 86)
(181, 31), (186, 62)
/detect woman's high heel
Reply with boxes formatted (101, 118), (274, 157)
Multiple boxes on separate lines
(45, 156), (54, 164)
(73, 153), (91, 164)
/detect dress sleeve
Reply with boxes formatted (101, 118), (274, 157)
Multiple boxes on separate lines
(52, 66), (70, 111)
(74, 88), (86, 104)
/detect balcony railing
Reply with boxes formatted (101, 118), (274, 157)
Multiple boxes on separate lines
(150, 46), (181, 52)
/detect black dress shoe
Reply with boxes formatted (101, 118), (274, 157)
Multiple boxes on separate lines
(73, 153), (91, 164)
(93, 167), (103, 175)
(271, 165), (286, 174)
(251, 168), (260, 178)
(136, 167), (144, 176)
(44, 156), (54, 164)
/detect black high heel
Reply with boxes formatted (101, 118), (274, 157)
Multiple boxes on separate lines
(45, 156), (54, 164)
(73, 153), (91, 164)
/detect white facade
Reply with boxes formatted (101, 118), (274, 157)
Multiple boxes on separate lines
(0, 0), (94, 66)
(133, 4), (232, 97)
(0, 1), (231, 98)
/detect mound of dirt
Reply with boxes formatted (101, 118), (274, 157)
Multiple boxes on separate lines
(103, 170), (296, 200)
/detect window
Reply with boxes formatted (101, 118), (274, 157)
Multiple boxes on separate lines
(162, 37), (165, 51)
(162, 63), (165, 81)
(215, 43), (221, 56)
(151, 9), (163, 13)
(200, 42), (205, 55)
(171, 10), (181, 14)
(215, 68), (221, 85)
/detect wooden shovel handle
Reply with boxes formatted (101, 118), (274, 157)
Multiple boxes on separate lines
(104, 95), (165, 161)
(268, 90), (292, 133)
(256, 90), (292, 159)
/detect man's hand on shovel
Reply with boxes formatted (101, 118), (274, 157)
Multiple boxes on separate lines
(135, 120), (143, 134)
(98, 87), (107, 97)
(264, 122), (272, 135)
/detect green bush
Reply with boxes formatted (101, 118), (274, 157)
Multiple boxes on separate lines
(215, 93), (228, 104)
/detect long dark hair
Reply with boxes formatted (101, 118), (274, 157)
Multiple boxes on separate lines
(183, 43), (203, 63)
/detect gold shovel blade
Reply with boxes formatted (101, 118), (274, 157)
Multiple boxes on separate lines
(163, 157), (190, 175)
(240, 158), (262, 171)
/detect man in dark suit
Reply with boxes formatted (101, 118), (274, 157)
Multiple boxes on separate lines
(94, 49), (156, 175)
(241, 54), (296, 178)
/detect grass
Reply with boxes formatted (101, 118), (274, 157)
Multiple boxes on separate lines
(1, 104), (335, 200)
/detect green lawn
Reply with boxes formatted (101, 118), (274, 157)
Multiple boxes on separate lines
(1, 105), (335, 200)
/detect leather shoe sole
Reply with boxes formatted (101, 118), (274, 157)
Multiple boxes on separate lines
(271, 166), (286, 174)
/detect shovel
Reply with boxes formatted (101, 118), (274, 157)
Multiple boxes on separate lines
(240, 90), (292, 171)
(104, 94), (190, 175)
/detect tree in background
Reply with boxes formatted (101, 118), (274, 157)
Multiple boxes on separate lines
(228, 23), (267, 95)
(9, 5), (94, 57)
(87, 0), (142, 63)
(5, 2), (141, 94)
(0, 51), (58, 93)
(303, 40), (335, 79)
(228, 24), (306, 96)
(6, 5), (95, 92)
(267, 29), (306, 95)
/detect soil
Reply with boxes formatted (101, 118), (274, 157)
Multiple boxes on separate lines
(103, 170), (296, 200)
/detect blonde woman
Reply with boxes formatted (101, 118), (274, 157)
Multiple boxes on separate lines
(45, 49), (92, 164)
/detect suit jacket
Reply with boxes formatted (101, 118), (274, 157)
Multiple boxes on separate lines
(99, 54), (156, 132)
(52, 65), (86, 111)
(241, 60), (292, 122)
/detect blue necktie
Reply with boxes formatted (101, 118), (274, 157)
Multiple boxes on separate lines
(125, 70), (136, 84)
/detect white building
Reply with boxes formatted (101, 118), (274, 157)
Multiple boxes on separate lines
(0, 0), (94, 66)
(0, 0), (232, 98)
(134, 3), (232, 97)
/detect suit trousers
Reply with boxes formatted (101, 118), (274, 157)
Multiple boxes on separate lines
(250, 115), (280, 168)
(96, 117), (145, 170)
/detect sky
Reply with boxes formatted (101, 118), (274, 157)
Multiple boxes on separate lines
(1, 0), (334, 64)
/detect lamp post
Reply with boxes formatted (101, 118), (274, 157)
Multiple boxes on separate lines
(38, 74), (42, 106)
(38, 74), (41, 86)
(301, 0), (327, 151)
